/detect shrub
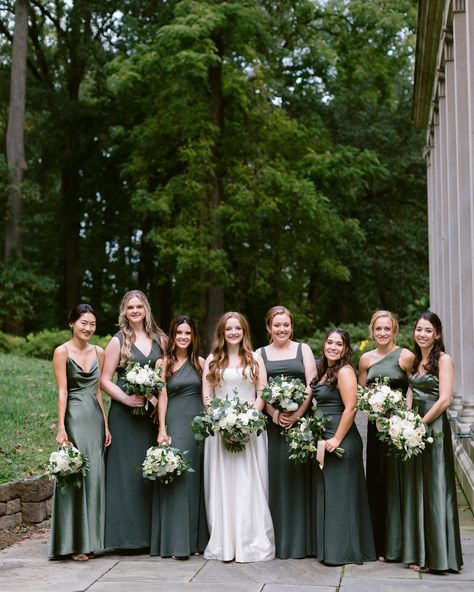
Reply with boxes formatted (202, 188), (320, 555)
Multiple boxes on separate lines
(0, 331), (25, 353)
(11, 330), (112, 360)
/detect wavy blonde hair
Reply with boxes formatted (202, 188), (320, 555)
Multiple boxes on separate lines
(117, 290), (167, 366)
(207, 312), (259, 388)
(265, 305), (294, 343)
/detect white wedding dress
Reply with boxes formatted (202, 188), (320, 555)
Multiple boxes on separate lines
(203, 367), (275, 562)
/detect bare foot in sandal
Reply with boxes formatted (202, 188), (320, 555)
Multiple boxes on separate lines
(72, 554), (89, 561)
(414, 565), (429, 573)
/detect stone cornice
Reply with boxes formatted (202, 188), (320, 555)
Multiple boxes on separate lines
(413, 0), (445, 128)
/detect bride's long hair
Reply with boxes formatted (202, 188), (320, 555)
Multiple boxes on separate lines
(206, 312), (259, 388)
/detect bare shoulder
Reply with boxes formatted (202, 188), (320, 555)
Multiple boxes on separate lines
(198, 356), (206, 368)
(399, 347), (415, 367)
(301, 342), (314, 356)
(340, 364), (356, 377)
(53, 344), (68, 360)
(439, 352), (453, 369)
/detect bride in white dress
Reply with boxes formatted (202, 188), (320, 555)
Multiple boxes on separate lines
(203, 311), (275, 562)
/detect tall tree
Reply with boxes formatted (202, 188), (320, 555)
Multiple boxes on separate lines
(4, 0), (28, 260)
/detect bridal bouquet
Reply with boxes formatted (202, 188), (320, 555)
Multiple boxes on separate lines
(123, 362), (165, 415)
(142, 444), (193, 485)
(356, 377), (405, 421)
(376, 410), (435, 461)
(286, 403), (344, 464)
(46, 444), (89, 489)
(261, 375), (307, 412)
(192, 394), (267, 453)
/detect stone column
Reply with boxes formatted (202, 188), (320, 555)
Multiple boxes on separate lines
(444, 33), (463, 397)
(438, 67), (450, 335)
(456, 1), (474, 431)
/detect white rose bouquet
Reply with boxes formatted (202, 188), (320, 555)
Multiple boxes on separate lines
(285, 402), (344, 464)
(192, 393), (267, 453)
(356, 377), (405, 421)
(376, 409), (435, 461)
(46, 444), (89, 489)
(123, 362), (165, 415)
(142, 444), (193, 485)
(261, 375), (307, 412)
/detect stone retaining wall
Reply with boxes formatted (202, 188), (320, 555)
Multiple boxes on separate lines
(0, 477), (53, 530)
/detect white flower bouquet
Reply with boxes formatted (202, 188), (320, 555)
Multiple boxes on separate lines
(192, 394), (267, 453)
(123, 362), (165, 415)
(46, 444), (89, 489)
(261, 375), (307, 412)
(356, 377), (405, 421)
(285, 402), (344, 463)
(142, 444), (193, 485)
(376, 409), (435, 461)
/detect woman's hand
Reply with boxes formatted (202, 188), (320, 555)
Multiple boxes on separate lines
(105, 428), (112, 447)
(122, 394), (146, 409)
(157, 429), (171, 445)
(325, 436), (341, 453)
(278, 411), (296, 428)
(55, 429), (69, 446)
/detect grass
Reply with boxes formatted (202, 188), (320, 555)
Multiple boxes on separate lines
(0, 353), (62, 483)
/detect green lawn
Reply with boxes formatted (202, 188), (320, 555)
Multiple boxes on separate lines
(0, 353), (64, 483)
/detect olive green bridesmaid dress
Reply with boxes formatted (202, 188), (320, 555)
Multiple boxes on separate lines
(49, 352), (105, 558)
(105, 332), (162, 550)
(261, 344), (311, 559)
(312, 381), (376, 565)
(401, 372), (463, 571)
(150, 361), (208, 556)
(365, 347), (408, 560)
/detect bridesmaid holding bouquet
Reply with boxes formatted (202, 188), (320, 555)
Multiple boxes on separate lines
(151, 315), (209, 558)
(358, 310), (414, 560)
(311, 328), (375, 565)
(259, 306), (316, 559)
(49, 304), (111, 560)
(101, 290), (166, 551)
(402, 312), (463, 573)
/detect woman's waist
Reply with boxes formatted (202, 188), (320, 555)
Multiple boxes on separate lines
(315, 403), (344, 413)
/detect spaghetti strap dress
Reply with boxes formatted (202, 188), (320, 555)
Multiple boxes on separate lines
(49, 350), (105, 558)
(150, 360), (208, 556)
(312, 381), (376, 565)
(203, 367), (275, 562)
(365, 347), (408, 559)
(261, 343), (311, 559)
(105, 332), (162, 550)
(401, 372), (463, 571)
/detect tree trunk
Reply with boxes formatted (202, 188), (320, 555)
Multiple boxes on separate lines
(204, 34), (225, 349)
(5, 0), (29, 261)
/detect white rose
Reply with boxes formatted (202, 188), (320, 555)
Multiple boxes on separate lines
(126, 370), (138, 382)
(135, 370), (148, 385)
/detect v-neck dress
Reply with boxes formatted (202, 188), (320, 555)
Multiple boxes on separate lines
(49, 352), (105, 558)
(105, 331), (162, 550)
(150, 360), (209, 556)
(365, 347), (408, 559)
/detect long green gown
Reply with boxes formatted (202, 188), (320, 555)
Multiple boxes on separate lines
(150, 361), (208, 556)
(49, 352), (105, 558)
(401, 372), (463, 571)
(365, 347), (408, 559)
(105, 333), (162, 550)
(261, 343), (311, 559)
(312, 381), (376, 565)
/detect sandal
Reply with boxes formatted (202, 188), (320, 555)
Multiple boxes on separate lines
(72, 554), (89, 562)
